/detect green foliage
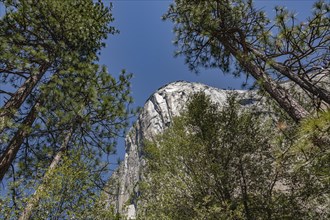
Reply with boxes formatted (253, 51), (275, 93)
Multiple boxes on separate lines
(164, 0), (329, 78)
(0, 67), (133, 218)
(269, 110), (330, 219)
(1, 150), (118, 219)
(298, 110), (330, 151)
(0, 0), (134, 218)
(0, 0), (117, 132)
(164, 0), (265, 74)
(0, 0), (115, 70)
(290, 111), (330, 217)
(163, 0), (330, 120)
(139, 92), (329, 219)
(14, 66), (133, 193)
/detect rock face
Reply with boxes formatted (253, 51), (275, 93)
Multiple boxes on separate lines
(106, 81), (260, 219)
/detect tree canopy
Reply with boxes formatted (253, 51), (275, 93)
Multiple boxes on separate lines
(0, 0), (134, 218)
(164, 0), (330, 122)
(139, 92), (330, 219)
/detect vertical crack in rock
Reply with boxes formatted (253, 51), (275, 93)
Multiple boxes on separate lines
(164, 94), (173, 126)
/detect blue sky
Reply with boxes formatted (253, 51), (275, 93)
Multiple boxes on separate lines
(100, 0), (315, 161)
(101, 0), (315, 110)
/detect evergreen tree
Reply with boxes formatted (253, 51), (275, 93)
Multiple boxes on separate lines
(0, 0), (120, 179)
(0, 0), (115, 133)
(139, 92), (328, 219)
(163, 0), (330, 122)
(0, 0), (134, 218)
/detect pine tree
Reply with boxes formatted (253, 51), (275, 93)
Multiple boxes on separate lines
(0, 0), (135, 218)
(0, 0), (118, 179)
(163, 0), (330, 122)
(139, 92), (328, 219)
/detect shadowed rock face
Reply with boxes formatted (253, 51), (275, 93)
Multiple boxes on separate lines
(105, 81), (259, 219)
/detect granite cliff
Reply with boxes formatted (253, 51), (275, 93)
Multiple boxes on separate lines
(105, 81), (263, 219)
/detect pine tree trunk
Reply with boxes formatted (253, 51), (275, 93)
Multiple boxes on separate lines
(0, 102), (40, 181)
(19, 128), (73, 220)
(224, 41), (309, 122)
(0, 64), (48, 134)
(250, 47), (330, 105)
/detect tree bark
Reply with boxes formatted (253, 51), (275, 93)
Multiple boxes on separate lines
(0, 102), (40, 181)
(250, 47), (330, 105)
(19, 128), (73, 220)
(0, 64), (48, 134)
(224, 41), (309, 122)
